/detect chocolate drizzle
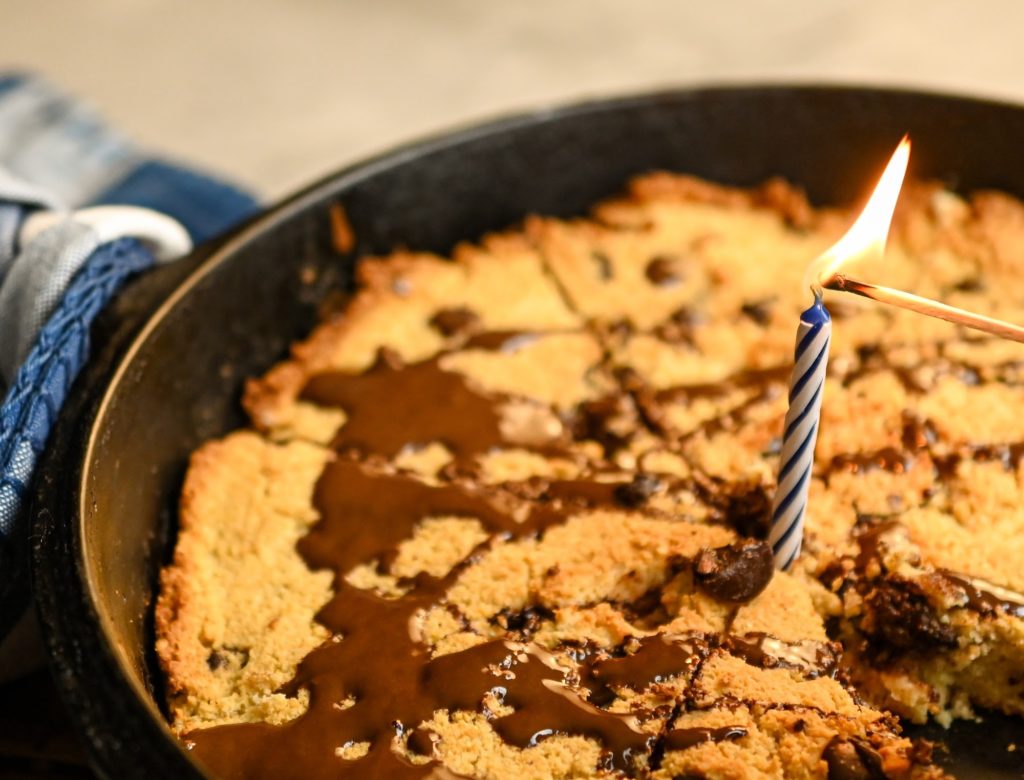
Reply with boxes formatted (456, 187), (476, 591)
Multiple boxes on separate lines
(724, 633), (839, 679)
(298, 459), (528, 575)
(580, 635), (708, 706)
(853, 520), (901, 573)
(184, 457), (657, 777)
(662, 725), (747, 751)
(937, 571), (1024, 618)
(828, 512), (1024, 665)
(185, 317), (968, 777)
(849, 519), (1024, 622)
(301, 350), (508, 462)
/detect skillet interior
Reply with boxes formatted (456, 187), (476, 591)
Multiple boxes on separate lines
(32, 85), (1024, 778)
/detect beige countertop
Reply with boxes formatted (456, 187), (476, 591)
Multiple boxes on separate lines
(1, 0), (1021, 201)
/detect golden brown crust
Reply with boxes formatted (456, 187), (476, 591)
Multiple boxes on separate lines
(155, 432), (334, 732)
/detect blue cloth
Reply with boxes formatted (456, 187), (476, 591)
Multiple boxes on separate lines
(95, 159), (258, 245)
(0, 240), (154, 608)
(0, 74), (260, 640)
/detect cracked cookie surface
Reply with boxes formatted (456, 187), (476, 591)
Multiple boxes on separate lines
(155, 171), (1024, 778)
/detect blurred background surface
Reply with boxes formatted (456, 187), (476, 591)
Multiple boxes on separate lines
(1, 0), (1021, 200)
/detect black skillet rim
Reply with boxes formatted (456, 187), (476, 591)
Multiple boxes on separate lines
(30, 83), (1024, 778)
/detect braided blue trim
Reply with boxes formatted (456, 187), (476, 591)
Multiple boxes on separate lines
(0, 238), (154, 547)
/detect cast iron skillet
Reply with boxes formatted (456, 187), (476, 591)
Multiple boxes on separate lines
(31, 86), (1024, 779)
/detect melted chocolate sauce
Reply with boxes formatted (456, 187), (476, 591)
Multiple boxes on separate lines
(461, 330), (536, 352)
(187, 322), (968, 777)
(724, 633), (839, 679)
(824, 415), (935, 481)
(405, 727), (438, 757)
(842, 514), (1024, 655)
(450, 642), (653, 770)
(580, 635), (708, 706)
(298, 459), (526, 575)
(853, 520), (901, 573)
(301, 350), (508, 461)
(937, 571), (1024, 618)
(612, 474), (663, 508)
(185, 446), (751, 777)
(571, 393), (642, 455)
(184, 458), (662, 777)
(662, 725), (747, 751)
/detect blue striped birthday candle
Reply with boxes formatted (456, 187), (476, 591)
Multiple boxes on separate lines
(768, 137), (909, 571)
(768, 295), (831, 571)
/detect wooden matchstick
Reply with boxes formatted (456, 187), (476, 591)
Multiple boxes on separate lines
(826, 275), (1024, 345)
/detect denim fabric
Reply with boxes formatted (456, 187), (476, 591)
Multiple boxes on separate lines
(96, 159), (259, 245)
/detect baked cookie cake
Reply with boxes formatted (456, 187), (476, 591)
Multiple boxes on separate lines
(155, 172), (1024, 778)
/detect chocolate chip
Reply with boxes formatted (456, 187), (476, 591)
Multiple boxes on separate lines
(645, 255), (683, 286)
(407, 728), (438, 756)
(430, 306), (482, 338)
(493, 605), (555, 636)
(374, 347), (405, 370)
(953, 276), (985, 292)
(850, 739), (889, 779)
(620, 587), (665, 623)
(856, 343), (882, 363)
(605, 319), (634, 340)
(206, 646), (249, 672)
(654, 307), (703, 346)
(900, 414), (935, 451)
(863, 579), (957, 651)
(591, 250), (614, 280)
(572, 394), (639, 453)
(823, 737), (885, 780)
(613, 474), (663, 508)
(740, 298), (775, 326)
(693, 540), (774, 603)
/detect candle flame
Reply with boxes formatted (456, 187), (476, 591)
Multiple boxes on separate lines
(805, 136), (911, 296)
